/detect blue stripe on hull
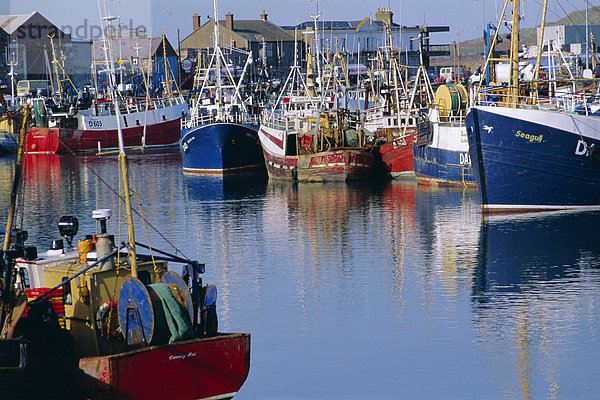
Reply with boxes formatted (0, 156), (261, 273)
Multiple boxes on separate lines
(412, 143), (476, 186)
(466, 107), (600, 210)
(180, 123), (264, 173)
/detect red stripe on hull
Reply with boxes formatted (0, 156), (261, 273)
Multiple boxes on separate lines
(259, 128), (284, 150)
(25, 119), (181, 153)
(79, 333), (250, 400)
(263, 148), (374, 182)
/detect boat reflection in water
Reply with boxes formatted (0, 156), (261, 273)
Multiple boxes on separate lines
(182, 171), (268, 203)
(473, 211), (600, 399)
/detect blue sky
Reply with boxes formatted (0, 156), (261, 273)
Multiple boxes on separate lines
(4, 0), (589, 45)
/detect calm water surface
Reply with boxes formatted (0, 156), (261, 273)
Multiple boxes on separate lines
(1, 148), (600, 399)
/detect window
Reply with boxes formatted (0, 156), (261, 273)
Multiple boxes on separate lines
(62, 277), (72, 305)
(18, 267), (30, 289)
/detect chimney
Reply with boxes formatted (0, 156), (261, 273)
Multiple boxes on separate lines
(192, 13), (201, 31)
(260, 10), (268, 21)
(375, 7), (393, 27)
(226, 12), (234, 30)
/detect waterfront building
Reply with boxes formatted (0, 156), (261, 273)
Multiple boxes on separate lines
(0, 12), (92, 87)
(0, 12), (74, 80)
(91, 31), (179, 93)
(0, 27), (7, 78)
(180, 10), (296, 81)
(288, 8), (450, 71)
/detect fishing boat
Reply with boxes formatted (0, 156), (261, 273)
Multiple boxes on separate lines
(24, 34), (188, 154)
(258, 18), (374, 182)
(365, 27), (425, 180)
(25, 94), (188, 154)
(369, 109), (418, 179)
(179, 0), (263, 174)
(413, 83), (476, 187)
(0, 9), (250, 398)
(465, 0), (600, 212)
(260, 107), (375, 181)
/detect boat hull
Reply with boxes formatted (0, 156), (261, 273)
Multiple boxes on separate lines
(258, 123), (374, 182)
(262, 147), (374, 182)
(180, 123), (264, 173)
(466, 106), (600, 212)
(376, 133), (416, 179)
(413, 118), (475, 187)
(79, 333), (250, 400)
(413, 143), (476, 187)
(25, 118), (182, 153)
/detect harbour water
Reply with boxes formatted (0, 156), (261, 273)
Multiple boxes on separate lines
(2, 148), (600, 399)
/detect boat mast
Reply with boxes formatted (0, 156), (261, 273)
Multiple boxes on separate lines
(162, 32), (173, 99)
(49, 35), (63, 103)
(98, 1), (137, 277)
(532, 0), (548, 104)
(2, 106), (30, 252)
(213, 0), (222, 119)
(509, 0), (520, 106)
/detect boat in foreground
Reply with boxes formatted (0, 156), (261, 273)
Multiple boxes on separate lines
(0, 7), (251, 395)
(7, 212), (251, 399)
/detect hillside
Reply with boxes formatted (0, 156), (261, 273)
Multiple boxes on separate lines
(432, 7), (600, 69)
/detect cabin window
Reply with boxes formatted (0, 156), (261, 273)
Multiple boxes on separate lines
(18, 267), (30, 289)
(136, 120), (141, 126)
(123, 116), (129, 128)
(62, 277), (72, 305)
(162, 115), (167, 121)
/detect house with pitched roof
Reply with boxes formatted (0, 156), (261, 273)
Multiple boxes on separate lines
(91, 32), (179, 91)
(0, 11), (92, 87)
(180, 10), (297, 80)
(0, 12), (73, 80)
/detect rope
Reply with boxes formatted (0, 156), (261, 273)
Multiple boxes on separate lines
(55, 136), (193, 262)
(129, 168), (162, 277)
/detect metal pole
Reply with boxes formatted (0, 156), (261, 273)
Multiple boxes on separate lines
(586, 0), (590, 70)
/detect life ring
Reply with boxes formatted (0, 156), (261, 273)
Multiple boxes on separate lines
(95, 300), (119, 338)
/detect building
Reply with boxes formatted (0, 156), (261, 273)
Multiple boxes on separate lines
(0, 27), (7, 78)
(0, 12), (71, 79)
(538, 24), (600, 60)
(0, 12), (93, 89)
(180, 10), (297, 80)
(290, 8), (449, 71)
(91, 32), (179, 93)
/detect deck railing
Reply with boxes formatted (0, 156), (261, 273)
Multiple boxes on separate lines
(182, 111), (259, 130)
